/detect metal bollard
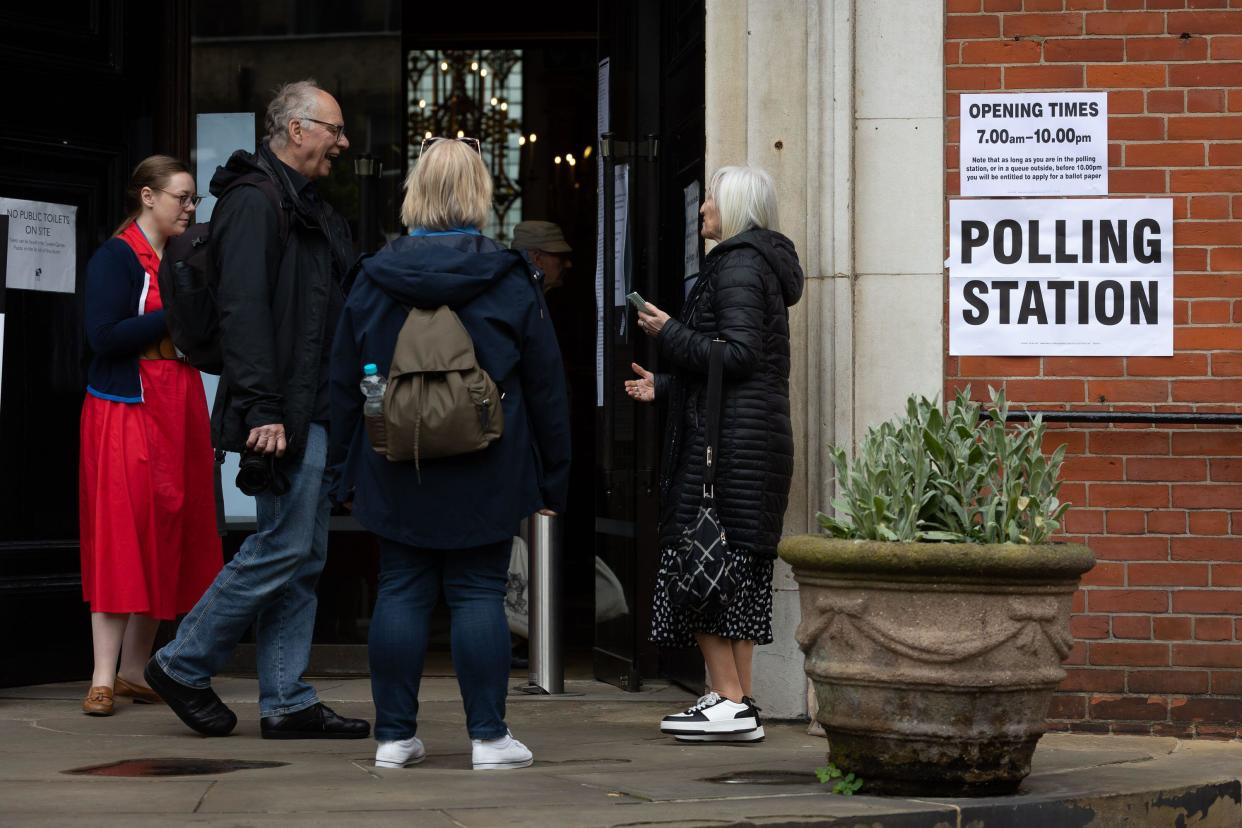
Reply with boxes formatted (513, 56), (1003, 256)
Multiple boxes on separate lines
(527, 512), (563, 694)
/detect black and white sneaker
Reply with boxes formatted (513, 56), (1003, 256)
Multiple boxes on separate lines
(673, 696), (765, 742)
(660, 692), (758, 736)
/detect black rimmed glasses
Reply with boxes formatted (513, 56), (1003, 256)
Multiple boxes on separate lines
(158, 189), (204, 208)
(302, 116), (347, 142)
(419, 136), (482, 156)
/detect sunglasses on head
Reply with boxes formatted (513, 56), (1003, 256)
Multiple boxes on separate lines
(420, 136), (482, 155)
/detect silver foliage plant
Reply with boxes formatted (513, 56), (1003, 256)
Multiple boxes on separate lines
(817, 388), (1070, 544)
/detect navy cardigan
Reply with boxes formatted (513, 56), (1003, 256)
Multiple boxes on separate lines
(84, 237), (169, 402)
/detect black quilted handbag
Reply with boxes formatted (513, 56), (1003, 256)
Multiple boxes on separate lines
(666, 339), (742, 616)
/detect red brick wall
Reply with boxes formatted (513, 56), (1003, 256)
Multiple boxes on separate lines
(945, 1), (1242, 737)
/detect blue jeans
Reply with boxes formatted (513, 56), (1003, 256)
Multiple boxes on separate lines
(370, 538), (512, 742)
(155, 423), (330, 717)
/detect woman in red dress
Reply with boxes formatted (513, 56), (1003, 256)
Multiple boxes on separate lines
(79, 155), (223, 715)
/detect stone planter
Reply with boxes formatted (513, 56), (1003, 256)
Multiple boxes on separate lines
(779, 536), (1095, 796)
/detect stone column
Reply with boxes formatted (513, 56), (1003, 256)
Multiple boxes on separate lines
(704, 0), (944, 719)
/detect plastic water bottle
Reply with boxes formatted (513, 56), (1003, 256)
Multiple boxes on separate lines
(360, 363), (386, 416)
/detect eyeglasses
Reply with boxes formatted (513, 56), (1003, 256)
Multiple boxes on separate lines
(301, 116), (347, 142)
(158, 189), (204, 208)
(420, 136), (482, 156)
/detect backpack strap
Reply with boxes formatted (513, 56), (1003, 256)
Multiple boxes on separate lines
(220, 173), (291, 246)
(251, 177), (291, 246)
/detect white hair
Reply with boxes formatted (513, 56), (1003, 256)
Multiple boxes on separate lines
(266, 79), (324, 149)
(708, 165), (779, 240)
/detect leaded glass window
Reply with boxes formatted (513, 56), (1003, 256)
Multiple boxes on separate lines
(407, 49), (523, 241)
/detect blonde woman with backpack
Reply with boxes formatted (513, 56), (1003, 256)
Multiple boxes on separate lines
(329, 137), (571, 771)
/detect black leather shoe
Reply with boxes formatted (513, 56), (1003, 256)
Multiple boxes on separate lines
(260, 702), (371, 740)
(143, 658), (237, 737)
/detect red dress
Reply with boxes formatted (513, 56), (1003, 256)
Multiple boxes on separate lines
(79, 223), (223, 619)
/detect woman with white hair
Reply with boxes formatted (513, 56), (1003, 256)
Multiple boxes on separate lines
(626, 165), (804, 741)
(329, 138), (571, 770)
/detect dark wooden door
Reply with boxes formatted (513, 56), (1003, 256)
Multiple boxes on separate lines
(593, 0), (705, 691)
(0, 0), (189, 687)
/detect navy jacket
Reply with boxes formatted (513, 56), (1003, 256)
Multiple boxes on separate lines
(84, 237), (168, 402)
(329, 231), (572, 550)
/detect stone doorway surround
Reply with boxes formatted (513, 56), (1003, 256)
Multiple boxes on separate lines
(704, 0), (946, 718)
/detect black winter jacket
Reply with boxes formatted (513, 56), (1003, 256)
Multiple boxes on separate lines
(655, 228), (804, 559)
(209, 142), (352, 463)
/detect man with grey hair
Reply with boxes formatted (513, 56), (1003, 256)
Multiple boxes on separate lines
(147, 80), (368, 741)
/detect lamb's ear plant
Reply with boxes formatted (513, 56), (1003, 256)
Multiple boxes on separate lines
(817, 387), (1069, 544)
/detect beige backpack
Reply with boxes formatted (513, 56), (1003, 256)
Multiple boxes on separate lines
(364, 305), (504, 470)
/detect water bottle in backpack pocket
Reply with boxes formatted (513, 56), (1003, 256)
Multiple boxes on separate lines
(360, 363), (389, 453)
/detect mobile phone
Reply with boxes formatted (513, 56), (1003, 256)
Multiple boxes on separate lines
(626, 291), (650, 314)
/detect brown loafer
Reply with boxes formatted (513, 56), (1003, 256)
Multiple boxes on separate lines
(82, 685), (114, 716)
(115, 675), (164, 705)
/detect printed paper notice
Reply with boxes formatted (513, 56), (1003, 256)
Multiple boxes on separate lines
(960, 92), (1107, 197)
(613, 163), (630, 310)
(0, 197), (76, 293)
(684, 180), (700, 278)
(947, 198), (1173, 356)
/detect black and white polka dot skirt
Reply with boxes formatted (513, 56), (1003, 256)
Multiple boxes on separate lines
(650, 546), (775, 647)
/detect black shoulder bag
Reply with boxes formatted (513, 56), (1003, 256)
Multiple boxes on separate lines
(666, 338), (743, 616)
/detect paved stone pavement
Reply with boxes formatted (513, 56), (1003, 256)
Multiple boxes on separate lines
(3, 677), (1242, 826)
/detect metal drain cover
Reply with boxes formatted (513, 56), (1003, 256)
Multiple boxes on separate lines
(64, 758), (288, 777)
(703, 769), (817, 786)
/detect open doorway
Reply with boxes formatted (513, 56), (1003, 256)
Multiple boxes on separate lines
(403, 8), (600, 678)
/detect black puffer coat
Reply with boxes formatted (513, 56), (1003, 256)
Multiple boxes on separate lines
(655, 228), (805, 559)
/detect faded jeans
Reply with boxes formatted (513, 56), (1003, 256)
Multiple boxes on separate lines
(154, 423), (330, 717)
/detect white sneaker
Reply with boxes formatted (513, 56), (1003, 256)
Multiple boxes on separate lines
(472, 731), (533, 770)
(660, 692), (759, 736)
(374, 735), (426, 768)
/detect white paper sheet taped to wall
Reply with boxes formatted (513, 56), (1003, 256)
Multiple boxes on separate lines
(0, 197), (77, 294)
(960, 92), (1108, 197)
(947, 198), (1174, 357)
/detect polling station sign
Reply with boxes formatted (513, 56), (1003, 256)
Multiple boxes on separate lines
(960, 92), (1107, 197)
(947, 198), (1173, 357)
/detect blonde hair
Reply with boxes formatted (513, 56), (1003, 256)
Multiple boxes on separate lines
(708, 165), (779, 241)
(401, 139), (493, 231)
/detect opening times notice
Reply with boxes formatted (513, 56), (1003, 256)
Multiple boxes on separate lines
(960, 92), (1108, 197)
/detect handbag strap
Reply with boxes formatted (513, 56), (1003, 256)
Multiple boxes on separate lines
(703, 338), (726, 493)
